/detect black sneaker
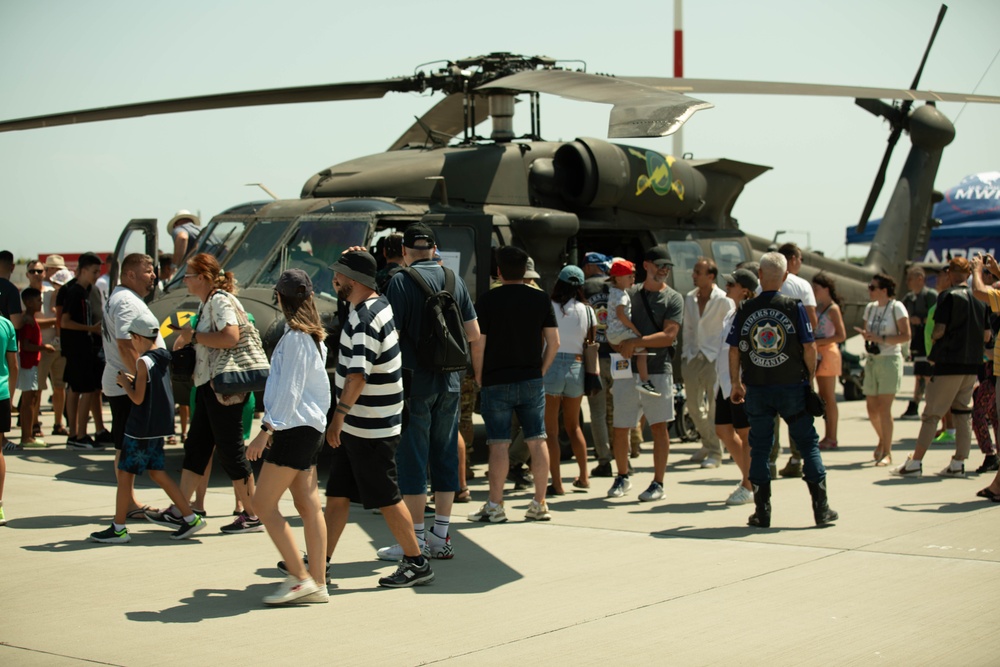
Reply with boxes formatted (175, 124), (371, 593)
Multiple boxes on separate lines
(378, 559), (434, 588)
(145, 507), (185, 528)
(506, 465), (533, 490)
(170, 515), (207, 540)
(899, 401), (919, 419)
(192, 508), (208, 518)
(67, 435), (101, 450)
(278, 554), (332, 579)
(220, 512), (264, 534)
(94, 429), (114, 445)
(590, 461), (613, 478)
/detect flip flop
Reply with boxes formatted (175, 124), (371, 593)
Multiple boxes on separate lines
(455, 488), (471, 503)
(127, 505), (152, 520)
(976, 487), (1000, 501)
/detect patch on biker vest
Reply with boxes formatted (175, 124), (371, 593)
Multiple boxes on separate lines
(738, 308), (797, 369)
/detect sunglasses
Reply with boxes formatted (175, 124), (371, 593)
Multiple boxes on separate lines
(28, 269), (44, 275)
(867, 283), (882, 290)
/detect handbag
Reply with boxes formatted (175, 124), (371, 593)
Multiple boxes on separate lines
(583, 305), (603, 397)
(170, 344), (196, 378)
(207, 291), (270, 402)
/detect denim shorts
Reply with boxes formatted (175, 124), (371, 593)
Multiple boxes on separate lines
(543, 352), (584, 398)
(480, 378), (546, 445)
(396, 391), (460, 495)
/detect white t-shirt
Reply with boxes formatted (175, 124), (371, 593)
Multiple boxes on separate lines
(863, 299), (908, 357)
(552, 298), (590, 355)
(193, 290), (245, 387)
(102, 286), (164, 397)
(715, 304), (738, 397)
(756, 272), (817, 307)
(40, 282), (57, 345)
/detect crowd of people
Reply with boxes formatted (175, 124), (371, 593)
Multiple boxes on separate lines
(2, 225), (999, 606)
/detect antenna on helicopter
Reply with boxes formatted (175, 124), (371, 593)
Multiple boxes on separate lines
(246, 183), (279, 200)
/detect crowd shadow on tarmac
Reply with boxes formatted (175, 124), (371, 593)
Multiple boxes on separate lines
(125, 584), (277, 623)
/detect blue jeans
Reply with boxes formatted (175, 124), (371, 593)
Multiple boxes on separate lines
(396, 391), (460, 495)
(480, 378), (546, 445)
(744, 384), (825, 485)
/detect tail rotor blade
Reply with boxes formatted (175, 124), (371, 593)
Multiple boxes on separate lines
(857, 128), (901, 233)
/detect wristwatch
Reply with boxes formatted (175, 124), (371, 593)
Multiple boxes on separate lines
(260, 423), (271, 434)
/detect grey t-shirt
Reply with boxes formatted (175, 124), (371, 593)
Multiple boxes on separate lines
(628, 284), (684, 375)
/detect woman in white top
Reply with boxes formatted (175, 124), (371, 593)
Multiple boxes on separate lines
(247, 269), (331, 606)
(543, 265), (595, 495)
(857, 272), (910, 466)
(714, 269), (756, 506)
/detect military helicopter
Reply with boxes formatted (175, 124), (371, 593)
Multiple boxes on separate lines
(2, 9), (996, 364)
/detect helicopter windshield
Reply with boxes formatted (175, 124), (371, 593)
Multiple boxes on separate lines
(256, 217), (371, 296)
(162, 219), (246, 291)
(222, 219), (293, 288)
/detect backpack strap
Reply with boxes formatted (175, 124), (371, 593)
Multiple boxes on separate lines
(401, 266), (434, 298)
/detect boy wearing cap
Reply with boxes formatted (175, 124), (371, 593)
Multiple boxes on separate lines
(606, 258), (658, 396)
(381, 223), (479, 559)
(89, 313), (205, 543)
(102, 253), (162, 517)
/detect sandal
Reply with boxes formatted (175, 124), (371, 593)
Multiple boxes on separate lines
(572, 478), (590, 490)
(455, 488), (471, 503)
(976, 487), (1000, 501)
(126, 505), (152, 520)
(873, 446), (884, 462)
(875, 455), (893, 467)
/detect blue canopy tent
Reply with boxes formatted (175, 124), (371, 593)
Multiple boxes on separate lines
(846, 172), (1000, 262)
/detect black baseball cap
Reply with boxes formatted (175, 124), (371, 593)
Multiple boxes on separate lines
(724, 268), (759, 291)
(275, 269), (313, 298)
(330, 250), (378, 291)
(403, 223), (436, 250)
(644, 245), (673, 268)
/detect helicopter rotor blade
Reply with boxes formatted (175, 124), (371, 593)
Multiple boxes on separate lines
(478, 69), (713, 138)
(0, 78), (423, 133)
(855, 4), (947, 235)
(620, 77), (1000, 105)
(387, 92), (490, 151)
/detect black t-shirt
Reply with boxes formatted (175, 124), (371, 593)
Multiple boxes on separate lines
(60, 280), (99, 356)
(475, 283), (557, 387)
(930, 285), (987, 374)
(0, 277), (21, 320)
(582, 275), (611, 356)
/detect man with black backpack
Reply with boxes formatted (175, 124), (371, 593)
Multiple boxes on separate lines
(380, 223), (479, 561)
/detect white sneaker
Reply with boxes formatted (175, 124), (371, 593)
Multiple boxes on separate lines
(938, 461), (966, 478)
(890, 458), (922, 477)
(425, 530), (454, 559)
(525, 499), (551, 521)
(301, 586), (330, 603)
(468, 502), (508, 523)
(700, 457), (720, 469)
(607, 475), (632, 498)
(638, 481), (664, 502)
(376, 541), (431, 561)
(262, 575), (321, 606)
(726, 485), (753, 505)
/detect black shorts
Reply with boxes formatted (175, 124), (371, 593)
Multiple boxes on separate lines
(264, 425), (325, 471)
(108, 394), (134, 451)
(183, 383), (252, 481)
(914, 361), (933, 377)
(171, 375), (194, 409)
(0, 398), (10, 433)
(63, 354), (102, 393)
(714, 388), (749, 430)
(325, 430), (402, 509)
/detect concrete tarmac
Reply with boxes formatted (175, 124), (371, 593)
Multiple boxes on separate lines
(2, 369), (998, 665)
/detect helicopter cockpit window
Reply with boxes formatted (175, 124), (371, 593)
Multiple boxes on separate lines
(666, 241), (702, 295)
(256, 218), (370, 296)
(711, 241), (747, 280)
(162, 219), (248, 291)
(223, 220), (292, 289)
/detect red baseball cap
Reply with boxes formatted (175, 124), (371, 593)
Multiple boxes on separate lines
(609, 259), (635, 277)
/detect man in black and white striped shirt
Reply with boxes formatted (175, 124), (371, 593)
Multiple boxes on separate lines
(323, 249), (434, 589)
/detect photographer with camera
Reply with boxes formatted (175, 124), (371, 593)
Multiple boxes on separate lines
(856, 273), (910, 467)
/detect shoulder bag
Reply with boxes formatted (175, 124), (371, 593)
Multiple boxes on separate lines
(583, 305), (603, 397)
(208, 291), (270, 404)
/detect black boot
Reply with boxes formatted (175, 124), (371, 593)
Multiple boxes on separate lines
(806, 478), (838, 526)
(747, 482), (771, 528)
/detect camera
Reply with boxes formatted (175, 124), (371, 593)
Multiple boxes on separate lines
(865, 340), (881, 355)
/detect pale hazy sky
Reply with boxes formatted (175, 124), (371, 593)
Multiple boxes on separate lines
(1, 0), (998, 260)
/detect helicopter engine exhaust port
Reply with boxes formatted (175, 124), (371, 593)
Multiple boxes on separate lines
(533, 138), (707, 218)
